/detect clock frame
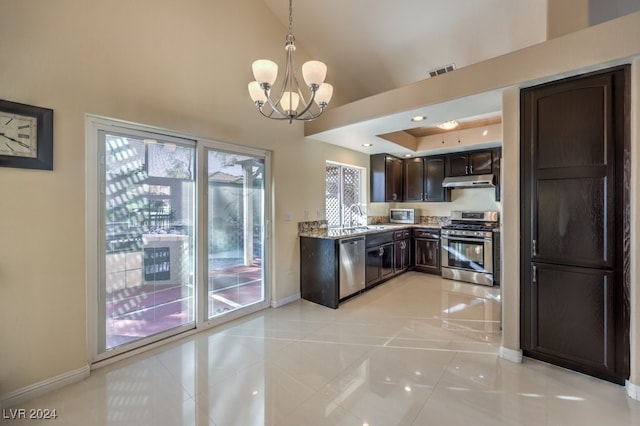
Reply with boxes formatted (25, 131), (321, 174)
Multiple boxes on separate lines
(0, 99), (53, 170)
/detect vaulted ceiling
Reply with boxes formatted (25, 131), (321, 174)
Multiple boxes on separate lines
(260, 0), (548, 154)
(262, 0), (548, 104)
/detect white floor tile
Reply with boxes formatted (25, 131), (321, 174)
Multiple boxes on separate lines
(6, 272), (638, 425)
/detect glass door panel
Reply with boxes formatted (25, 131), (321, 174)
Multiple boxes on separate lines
(207, 150), (265, 319)
(101, 131), (196, 353)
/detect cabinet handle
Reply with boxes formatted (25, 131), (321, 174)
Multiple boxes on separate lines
(532, 265), (537, 284)
(465, 165), (469, 175)
(470, 165), (473, 174)
(532, 239), (537, 256)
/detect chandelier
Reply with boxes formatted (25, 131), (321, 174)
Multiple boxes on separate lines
(248, 0), (333, 123)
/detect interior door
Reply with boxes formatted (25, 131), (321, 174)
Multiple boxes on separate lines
(520, 66), (629, 384)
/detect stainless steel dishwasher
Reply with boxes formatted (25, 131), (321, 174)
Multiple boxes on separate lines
(339, 236), (366, 299)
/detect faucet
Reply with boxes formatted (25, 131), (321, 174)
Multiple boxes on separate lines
(348, 204), (366, 227)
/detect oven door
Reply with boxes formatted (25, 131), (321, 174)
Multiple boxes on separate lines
(441, 235), (493, 274)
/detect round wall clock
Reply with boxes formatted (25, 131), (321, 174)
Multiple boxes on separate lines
(0, 99), (53, 170)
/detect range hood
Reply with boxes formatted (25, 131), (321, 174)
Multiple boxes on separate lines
(442, 174), (495, 188)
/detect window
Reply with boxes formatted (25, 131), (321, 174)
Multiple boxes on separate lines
(325, 162), (365, 228)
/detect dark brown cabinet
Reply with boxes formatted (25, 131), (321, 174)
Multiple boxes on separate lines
(446, 150), (493, 177)
(492, 148), (501, 201)
(403, 158), (424, 201)
(370, 154), (403, 202)
(394, 229), (411, 273)
(413, 228), (441, 274)
(521, 66), (630, 384)
(365, 231), (395, 287)
(300, 237), (340, 309)
(404, 156), (450, 202)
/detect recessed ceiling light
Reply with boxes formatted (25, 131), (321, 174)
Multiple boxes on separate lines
(404, 154), (412, 157)
(411, 115), (426, 122)
(362, 143), (372, 147)
(437, 120), (459, 130)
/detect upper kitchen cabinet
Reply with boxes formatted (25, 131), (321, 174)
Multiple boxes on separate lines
(446, 149), (494, 177)
(492, 147), (501, 201)
(370, 154), (403, 202)
(404, 156), (450, 202)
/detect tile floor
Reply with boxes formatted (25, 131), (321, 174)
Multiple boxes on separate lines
(5, 272), (640, 425)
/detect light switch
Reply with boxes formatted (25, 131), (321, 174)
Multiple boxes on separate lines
(284, 212), (292, 222)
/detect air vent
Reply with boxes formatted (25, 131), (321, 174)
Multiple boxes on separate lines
(428, 63), (456, 78)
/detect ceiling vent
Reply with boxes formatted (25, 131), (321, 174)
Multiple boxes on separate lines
(428, 63), (456, 78)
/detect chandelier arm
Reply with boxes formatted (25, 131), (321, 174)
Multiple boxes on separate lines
(291, 86), (319, 118)
(260, 85), (290, 119)
(258, 107), (290, 120)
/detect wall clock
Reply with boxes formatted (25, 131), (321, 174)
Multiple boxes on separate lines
(0, 99), (53, 170)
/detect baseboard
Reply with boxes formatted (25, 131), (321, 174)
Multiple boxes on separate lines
(625, 380), (640, 400)
(0, 365), (90, 409)
(499, 346), (523, 363)
(271, 292), (300, 308)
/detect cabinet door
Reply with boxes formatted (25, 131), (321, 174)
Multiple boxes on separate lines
(447, 153), (469, 176)
(394, 239), (410, 273)
(385, 156), (403, 201)
(404, 158), (424, 201)
(414, 238), (441, 274)
(493, 148), (501, 201)
(468, 150), (493, 175)
(380, 242), (395, 279)
(365, 247), (381, 286)
(424, 156), (450, 202)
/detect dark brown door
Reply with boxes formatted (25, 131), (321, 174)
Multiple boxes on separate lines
(447, 153), (469, 176)
(404, 157), (424, 201)
(385, 156), (403, 201)
(521, 66), (629, 384)
(468, 151), (493, 175)
(424, 156), (449, 202)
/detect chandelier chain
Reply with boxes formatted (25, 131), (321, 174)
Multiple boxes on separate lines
(288, 0), (293, 35)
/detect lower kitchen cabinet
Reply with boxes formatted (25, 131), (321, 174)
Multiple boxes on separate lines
(366, 243), (394, 287)
(413, 228), (441, 274)
(300, 236), (340, 308)
(394, 229), (411, 273)
(365, 232), (395, 287)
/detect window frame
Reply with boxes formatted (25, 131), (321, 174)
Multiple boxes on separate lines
(325, 161), (366, 229)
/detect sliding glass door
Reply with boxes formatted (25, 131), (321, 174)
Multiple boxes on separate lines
(98, 129), (196, 354)
(89, 117), (271, 360)
(205, 148), (267, 320)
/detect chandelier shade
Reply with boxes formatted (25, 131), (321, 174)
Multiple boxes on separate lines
(248, 0), (333, 123)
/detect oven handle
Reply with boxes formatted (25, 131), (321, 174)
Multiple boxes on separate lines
(441, 235), (491, 243)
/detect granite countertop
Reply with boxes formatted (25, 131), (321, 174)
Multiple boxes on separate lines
(299, 223), (442, 239)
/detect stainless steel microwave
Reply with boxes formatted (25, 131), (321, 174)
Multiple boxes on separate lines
(389, 208), (417, 224)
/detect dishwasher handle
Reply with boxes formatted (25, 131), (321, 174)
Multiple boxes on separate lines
(340, 236), (365, 245)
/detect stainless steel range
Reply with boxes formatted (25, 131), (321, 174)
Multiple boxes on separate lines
(441, 211), (499, 286)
